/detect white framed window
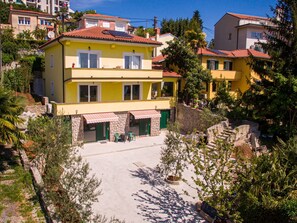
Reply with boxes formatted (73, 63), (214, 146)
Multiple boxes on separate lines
(122, 83), (142, 101)
(115, 22), (126, 31)
(102, 21), (110, 28)
(207, 59), (219, 70)
(77, 50), (101, 68)
(223, 60), (233, 70)
(50, 55), (54, 68)
(123, 53), (143, 69)
(251, 32), (263, 39)
(86, 19), (98, 28)
(78, 84), (100, 103)
(18, 17), (30, 25)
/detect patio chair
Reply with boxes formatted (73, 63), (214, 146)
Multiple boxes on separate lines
(114, 133), (121, 143)
(127, 131), (135, 142)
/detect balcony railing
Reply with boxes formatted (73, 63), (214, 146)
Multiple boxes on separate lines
(51, 99), (172, 116)
(64, 68), (163, 82)
(210, 70), (242, 81)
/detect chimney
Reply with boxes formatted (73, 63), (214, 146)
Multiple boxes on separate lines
(155, 28), (160, 41)
(10, 5), (13, 10)
(146, 32), (150, 39)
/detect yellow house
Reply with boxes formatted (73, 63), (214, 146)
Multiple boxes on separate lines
(197, 48), (270, 99)
(40, 26), (178, 143)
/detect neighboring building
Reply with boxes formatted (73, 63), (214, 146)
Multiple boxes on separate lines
(40, 26), (179, 143)
(197, 48), (270, 99)
(24, 0), (71, 15)
(214, 12), (272, 50)
(150, 30), (176, 57)
(1, 0), (71, 14)
(1, 0), (24, 4)
(9, 7), (55, 38)
(78, 13), (130, 32)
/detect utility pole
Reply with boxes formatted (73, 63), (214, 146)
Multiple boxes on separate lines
(0, 17), (3, 85)
(153, 16), (157, 29)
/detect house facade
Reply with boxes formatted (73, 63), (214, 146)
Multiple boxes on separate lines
(197, 48), (270, 99)
(78, 14), (129, 32)
(150, 30), (176, 57)
(41, 26), (178, 143)
(214, 12), (271, 51)
(9, 7), (55, 38)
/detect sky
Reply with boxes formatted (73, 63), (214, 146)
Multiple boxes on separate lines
(71, 0), (277, 41)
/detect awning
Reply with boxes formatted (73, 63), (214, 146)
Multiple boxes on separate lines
(83, 112), (119, 124)
(130, 110), (161, 120)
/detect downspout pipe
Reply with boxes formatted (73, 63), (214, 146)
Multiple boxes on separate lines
(57, 38), (65, 103)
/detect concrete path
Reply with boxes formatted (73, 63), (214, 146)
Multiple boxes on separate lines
(80, 132), (205, 223)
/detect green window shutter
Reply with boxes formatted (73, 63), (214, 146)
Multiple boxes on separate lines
(207, 60), (210, 69)
(230, 62), (233, 70)
(215, 61), (219, 70)
(224, 61), (227, 70)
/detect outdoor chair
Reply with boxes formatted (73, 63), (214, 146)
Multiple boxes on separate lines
(114, 133), (121, 142)
(127, 131), (135, 142)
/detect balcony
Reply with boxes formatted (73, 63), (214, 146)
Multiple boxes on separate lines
(51, 99), (172, 116)
(64, 68), (163, 82)
(210, 70), (242, 81)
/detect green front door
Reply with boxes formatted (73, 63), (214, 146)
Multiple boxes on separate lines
(96, 122), (110, 141)
(160, 110), (170, 129)
(139, 119), (151, 136)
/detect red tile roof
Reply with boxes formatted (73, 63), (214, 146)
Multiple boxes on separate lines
(40, 26), (162, 48)
(197, 48), (270, 59)
(10, 9), (54, 18)
(228, 12), (269, 21)
(152, 65), (181, 78)
(83, 13), (128, 22)
(152, 54), (166, 63)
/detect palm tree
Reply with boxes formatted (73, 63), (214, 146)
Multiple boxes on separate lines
(0, 87), (26, 146)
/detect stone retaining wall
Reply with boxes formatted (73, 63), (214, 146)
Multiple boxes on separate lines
(151, 116), (160, 136)
(206, 120), (229, 143)
(110, 112), (129, 142)
(71, 115), (84, 144)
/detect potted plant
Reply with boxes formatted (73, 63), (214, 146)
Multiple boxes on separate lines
(159, 123), (188, 185)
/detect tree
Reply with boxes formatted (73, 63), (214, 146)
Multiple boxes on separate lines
(134, 26), (155, 38)
(32, 27), (47, 40)
(187, 137), (242, 222)
(243, 0), (297, 139)
(27, 116), (104, 222)
(235, 136), (297, 223)
(208, 39), (215, 49)
(162, 38), (211, 104)
(17, 30), (33, 40)
(0, 87), (25, 146)
(159, 123), (188, 180)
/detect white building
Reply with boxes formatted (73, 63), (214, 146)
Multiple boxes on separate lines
(214, 12), (272, 51)
(150, 30), (176, 57)
(1, 0), (71, 15)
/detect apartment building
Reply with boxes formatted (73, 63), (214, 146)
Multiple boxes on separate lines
(9, 7), (55, 38)
(150, 29), (176, 57)
(1, 0), (71, 14)
(78, 13), (130, 32)
(214, 12), (272, 51)
(40, 26), (179, 143)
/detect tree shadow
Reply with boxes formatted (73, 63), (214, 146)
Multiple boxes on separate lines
(130, 167), (205, 223)
(0, 146), (19, 172)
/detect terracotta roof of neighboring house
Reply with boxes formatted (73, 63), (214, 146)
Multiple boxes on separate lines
(152, 54), (166, 63)
(197, 48), (270, 59)
(83, 13), (129, 22)
(152, 65), (181, 78)
(40, 26), (162, 48)
(10, 9), (54, 18)
(227, 12), (269, 21)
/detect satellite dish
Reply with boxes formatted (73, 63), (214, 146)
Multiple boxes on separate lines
(47, 31), (55, 39)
